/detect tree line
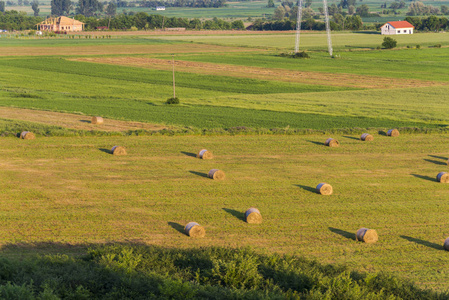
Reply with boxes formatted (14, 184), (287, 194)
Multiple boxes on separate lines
(405, 15), (449, 31)
(0, 10), (42, 30)
(76, 13), (244, 30)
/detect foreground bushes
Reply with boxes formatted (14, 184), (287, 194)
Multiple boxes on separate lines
(0, 245), (444, 299)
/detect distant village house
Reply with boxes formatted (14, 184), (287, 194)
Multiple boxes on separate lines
(37, 16), (85, 32)
(154, 6), (165, 10)
(381, 21), (414, 35)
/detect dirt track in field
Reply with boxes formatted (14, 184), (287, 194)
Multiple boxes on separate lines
(72, 56), (446, 89)
(0, 44), (261, 57)
(0, 107), (167, 132)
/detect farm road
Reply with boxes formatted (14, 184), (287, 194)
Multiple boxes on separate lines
(0, 107), (167, 132)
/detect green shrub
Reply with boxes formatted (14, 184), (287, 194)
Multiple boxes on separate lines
(435, 44), (442, 48)
(166, 97), (180, 104)
(0, 245), (443, 298)
(382, 37), (397, 49)
(279, 51), (310, 59)
(416, 44), (421, 49)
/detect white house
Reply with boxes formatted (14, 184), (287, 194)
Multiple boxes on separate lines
(156, 6), (165, 10)
(381, 21), (414, 35)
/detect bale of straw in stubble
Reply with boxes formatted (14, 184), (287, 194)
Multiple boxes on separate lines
(387, 129), (399, 137)
(20, 131), (35, 140)
(360, 133), (374, 141)
(197, 149), (213, 159)
(184, 222), (206, 238)
(356, 227), (378, 244)
(208, 169), (225, 180)
(111, 146), (127, 156)
(325, 138), (340, 147)
(245, 207), (263, 224)
(316, 183), (333, 195)
(91, 116), (104, 125)
(444, 237), (449, 251)
(437, 172), (449, 183)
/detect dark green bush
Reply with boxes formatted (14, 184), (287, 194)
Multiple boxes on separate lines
(166, 97), (180, 104)
(382, 37), (397, 49)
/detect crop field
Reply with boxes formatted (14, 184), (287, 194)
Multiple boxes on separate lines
(1, 31), (449, 295)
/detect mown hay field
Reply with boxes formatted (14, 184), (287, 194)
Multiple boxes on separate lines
(1, 31), (449, 293)
(1, 133), (449, 291)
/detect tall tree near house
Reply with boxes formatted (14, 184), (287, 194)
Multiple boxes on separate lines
(31, 0), (39, 16)
(51, 0), (72, 15)
(77, 0), (102, 16)
(105, 1), (116, 16)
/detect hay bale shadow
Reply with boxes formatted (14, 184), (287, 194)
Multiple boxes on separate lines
(429, 155), (447, 161)
(342, 135), (360, 140)
(306, 140), (325, 146)
(328, 227), (355, 240)
(222, 208), (245, 222)
(400, 235), (442, 250)
(99, 148), (112, 154)
(411, 174), (436, 182)
(378, 130), (387, 136)
(168, 222), (186, 235)
(424, 159), (447, 166)
(294, 184), (317, 194)
(79, 120), (90, 123)
(181, 151), (196, 158)
(189, 171), (208, 178)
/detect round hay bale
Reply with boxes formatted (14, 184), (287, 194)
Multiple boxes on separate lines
(437, 172), (449, 183)
(360, 133), (374, 141)
(197, 149), (213, 159)
(20, 131), (35, 140)
(316, 183), (333, 195)
(91, 116), (104, 125)
(387, 129), (399, 137)
(245, 208), (262, 224)
(184, 222), (206, 238)
(325, 138), (340, 147)
(444, 237), (449, 251)
(111, 146), (127, 156)
(208, 169), (225, 180)
(356, 228), (378, 244)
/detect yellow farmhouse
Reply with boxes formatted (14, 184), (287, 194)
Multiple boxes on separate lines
(37, 16), (85, 32)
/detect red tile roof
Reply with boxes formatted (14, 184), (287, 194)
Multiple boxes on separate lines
(386, 21), (414, 29)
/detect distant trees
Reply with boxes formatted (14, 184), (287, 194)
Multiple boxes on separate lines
(0, 1), (5, 12)
(407, 1), (439, 16)
(31, 0), (39, 16)
(405, 16), (449, 31)
(389, 0), (405, 9)
(267, 0), (274, 8)
(51, 0), (72, 16)
(105, 1), (116, 17)
(442, 5), (449, 15)
(356, 4), (370, 17)
(0, 10), (42, 30)
(76, 0), (102, 16)
(273, 5), (286, 20)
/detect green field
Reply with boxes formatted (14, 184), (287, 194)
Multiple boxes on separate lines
(1, 31), (449, 295)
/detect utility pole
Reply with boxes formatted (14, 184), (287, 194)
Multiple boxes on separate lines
(172, 54), (176, 98)
(294, 0), (303, 54)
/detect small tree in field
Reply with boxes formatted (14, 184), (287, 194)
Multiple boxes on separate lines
(382, 37), (397, 49)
